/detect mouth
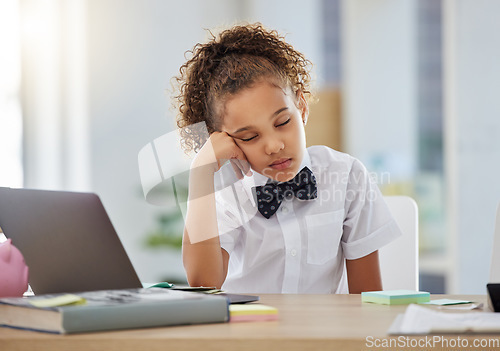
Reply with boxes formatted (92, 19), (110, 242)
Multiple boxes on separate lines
(269, 158), (292, 170)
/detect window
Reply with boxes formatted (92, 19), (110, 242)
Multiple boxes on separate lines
(0, 0), (23, 188)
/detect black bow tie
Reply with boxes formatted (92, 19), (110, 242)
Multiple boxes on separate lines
(254, 167), (317, 219)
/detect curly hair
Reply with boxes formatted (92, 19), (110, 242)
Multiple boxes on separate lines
(174, 23), (314, 153)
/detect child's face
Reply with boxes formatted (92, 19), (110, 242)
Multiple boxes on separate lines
(221, 80), (308, 182)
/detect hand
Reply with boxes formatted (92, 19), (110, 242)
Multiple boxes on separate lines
(194, 132), (252, 180)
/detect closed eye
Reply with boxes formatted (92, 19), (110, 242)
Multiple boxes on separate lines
(235, 118), (290, 142)
(276, 118), (291, 127)
(241, 135), (257, 142)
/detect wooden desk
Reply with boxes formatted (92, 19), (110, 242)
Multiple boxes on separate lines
(1, 294), (496, 351)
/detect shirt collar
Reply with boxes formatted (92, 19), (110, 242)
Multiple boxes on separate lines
(241, 150), (312, 207)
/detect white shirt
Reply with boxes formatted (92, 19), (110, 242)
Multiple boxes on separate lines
(214, 146), (401, 294)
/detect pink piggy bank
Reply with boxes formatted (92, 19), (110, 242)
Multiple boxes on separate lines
(0, 239), (29, 297)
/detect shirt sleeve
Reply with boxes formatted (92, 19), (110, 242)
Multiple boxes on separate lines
(215, 184), (243, 255)
(340, 159), (402, 260)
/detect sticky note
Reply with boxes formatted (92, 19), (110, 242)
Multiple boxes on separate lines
(361, 290), (430, 305)
(29, 294), (86, 308)
(229, 304), (278, 322)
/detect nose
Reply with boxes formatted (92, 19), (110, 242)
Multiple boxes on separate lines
(264, 137), (285, 155)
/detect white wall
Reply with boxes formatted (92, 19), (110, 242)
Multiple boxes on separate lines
(444, 0), (500, 294)
(341, 0), (418, 181)
(245, 0), (323, 85)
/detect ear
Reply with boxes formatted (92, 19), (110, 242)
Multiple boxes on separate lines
(296, 90), (309, 125)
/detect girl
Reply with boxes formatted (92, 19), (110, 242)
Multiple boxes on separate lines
(175, 23), (401, 294)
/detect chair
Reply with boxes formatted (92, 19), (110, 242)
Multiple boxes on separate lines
(379, 195), (419, 290)
(489, 202), (500, 282)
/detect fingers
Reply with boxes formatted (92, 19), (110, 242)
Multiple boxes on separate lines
(221, 132), (252, 177)
(207, 131), (253, 178)
(228, 149), (253, 179)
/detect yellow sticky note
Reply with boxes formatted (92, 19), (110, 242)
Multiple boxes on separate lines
(229, 304), (278, 316)
(29, 294), (86, 308)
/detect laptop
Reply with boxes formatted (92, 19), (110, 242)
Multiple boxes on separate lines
(0, 187), (142, 295)
(0, 187), (260, 304)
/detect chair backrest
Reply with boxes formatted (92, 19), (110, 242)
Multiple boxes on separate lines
(379, 195), (419, 290)
(489, 202), (500, 282)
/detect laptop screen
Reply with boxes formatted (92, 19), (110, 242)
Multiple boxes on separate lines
(0, 187), (142, 294)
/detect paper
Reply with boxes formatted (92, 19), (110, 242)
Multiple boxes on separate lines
(146, 282), (174, 289)
(29, 294), (86, 308)
(143, 282), (221, 293)
(171, 286), (221, 293)
(441, 303), (484, 310)
(389, 303), (500, 335)
(422, 299), (473, 305)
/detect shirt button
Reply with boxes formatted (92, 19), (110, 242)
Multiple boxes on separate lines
(290, 249), (297, 257)
(281, 206), (288, 213)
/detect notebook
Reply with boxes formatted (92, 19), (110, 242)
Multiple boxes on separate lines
(0, 187), (142, 295)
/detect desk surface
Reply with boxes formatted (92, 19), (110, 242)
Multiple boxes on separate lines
(0, 294), (495, 351)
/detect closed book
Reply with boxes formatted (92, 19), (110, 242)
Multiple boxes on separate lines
(361, 290), (430, 305)
(0, 288), (229, 334)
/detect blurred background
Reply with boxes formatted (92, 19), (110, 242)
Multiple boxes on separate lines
(1, 0), (499, 294)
